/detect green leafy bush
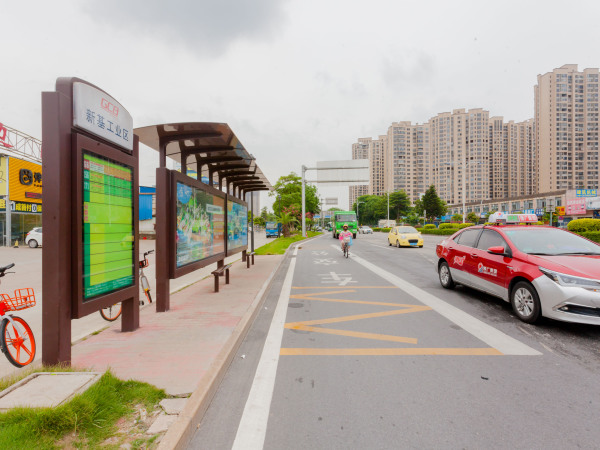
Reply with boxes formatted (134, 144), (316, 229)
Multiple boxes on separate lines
(457, 223), (475, 229)
(568, 218), (600, 232)
(420, 228), (460, 235)
(438, 223), (456, 230)
(577, 231), (600, 243)
(423, 224), (436, 229)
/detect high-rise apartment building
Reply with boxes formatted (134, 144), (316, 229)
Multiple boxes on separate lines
(369, 136), (387, 196)
(349, 138), (370, 208)
(386, 122), (431, 201)
(430, 108), (491, 205)
(535, 64), (599, 191)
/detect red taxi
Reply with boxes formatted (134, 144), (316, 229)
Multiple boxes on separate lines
(435, 213), (600, 325)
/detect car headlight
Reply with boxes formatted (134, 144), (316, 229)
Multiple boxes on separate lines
(539, 267), (600, 291)
(401, 234), (407, 239)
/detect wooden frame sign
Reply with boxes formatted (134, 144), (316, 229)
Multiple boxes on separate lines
(170, 171), (227, 278)
(72, 132), (138, 318)
(226, 195), (248, 256)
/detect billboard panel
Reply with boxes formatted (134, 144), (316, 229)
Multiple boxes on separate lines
(227, 198), (248, 254)
(176, 181), (225, 268)
(9, 158), (42, 203)
(82, 152), (135, 300)
(0, 157), (7, 196)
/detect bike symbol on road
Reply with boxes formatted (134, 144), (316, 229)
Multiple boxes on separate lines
(313, 258), (338, 266)
(311, 251), (329, 256)
(319, 271), (356, 286)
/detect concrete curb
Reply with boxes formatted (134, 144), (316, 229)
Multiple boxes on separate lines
(157, 234), (323, 449)
(157, 254), (287, 450)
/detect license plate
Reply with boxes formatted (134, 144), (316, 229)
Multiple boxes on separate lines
(410, 243), (417, 246)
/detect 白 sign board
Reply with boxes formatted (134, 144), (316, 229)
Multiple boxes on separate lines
(73, 82), (133, 152)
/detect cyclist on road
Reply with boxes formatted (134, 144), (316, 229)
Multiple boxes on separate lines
(339, 224), (353, 253)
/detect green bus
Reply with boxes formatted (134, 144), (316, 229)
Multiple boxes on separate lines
(332, 211), (358, 239)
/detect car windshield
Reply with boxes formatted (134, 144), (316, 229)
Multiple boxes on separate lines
(396, 226), (418, 233)
(336, 214), (356, 222)
(503, 227), (600, 255)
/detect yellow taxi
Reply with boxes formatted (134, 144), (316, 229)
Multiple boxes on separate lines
(388, 226), (423, 248)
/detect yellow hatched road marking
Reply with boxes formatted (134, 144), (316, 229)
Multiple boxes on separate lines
(286, 307), (430, 328)
(280, 348), (504, 356)
(288, 325), (418, 344)
(293, 286), (399, 289)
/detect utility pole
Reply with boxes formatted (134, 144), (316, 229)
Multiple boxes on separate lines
(301, 165), (306, 237)
(387, 192), (390, 225)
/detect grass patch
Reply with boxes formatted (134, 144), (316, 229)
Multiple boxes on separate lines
(0, 370), (166, 449)
(255, 231), (322, 255)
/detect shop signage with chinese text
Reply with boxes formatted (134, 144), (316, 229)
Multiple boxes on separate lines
(9, 158), (42, 203)
(73, 82), (133, 152)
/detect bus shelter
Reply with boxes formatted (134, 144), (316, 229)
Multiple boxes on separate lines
(134, 123), (271, 312)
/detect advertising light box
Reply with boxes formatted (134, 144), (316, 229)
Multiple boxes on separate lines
(175, 181), (225, 268)
(83, 152), (135, 300)
(227, 198), (248, 255)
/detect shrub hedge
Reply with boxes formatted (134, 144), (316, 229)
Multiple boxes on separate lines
(577, 231), (600, 243)
(420, 228), (460, 235)
(423, 224), (436, 229)
(457, 223), (475, 229)
(438, 223), (456, 229)
(568, 218), (600, 232)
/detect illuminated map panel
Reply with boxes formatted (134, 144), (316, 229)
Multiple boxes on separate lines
(227, 199), (248, 253)
(83, 152), (134, 299)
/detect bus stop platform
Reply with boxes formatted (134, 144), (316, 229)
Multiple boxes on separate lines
(70, 253), (284, 446)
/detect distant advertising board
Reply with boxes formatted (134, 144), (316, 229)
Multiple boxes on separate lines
(585, 197), (600, 210)
(82, 152), (135, 300)
(227, 199), (248, 254)
(176, 181), (225, 267)
(73, 82), (133, 152)
(9, 158), (42, 203)
(0, 157), (7, 196)
(566, 198), (587, 215)
(576, 189), (597, 197)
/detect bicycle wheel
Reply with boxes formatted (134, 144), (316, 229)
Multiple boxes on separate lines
(100, 303), (122, 321)
(1, 316), (36, 368)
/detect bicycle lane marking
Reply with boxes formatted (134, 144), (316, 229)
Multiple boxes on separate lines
(334, 245), (541, 356)
(231, 244), (298, 450)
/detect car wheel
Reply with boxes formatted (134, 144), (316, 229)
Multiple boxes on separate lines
(438, 261), (455, 289)
(396, 240), (401, 248)
(388, 239), (392, 246)
(418, 245), (423, 248)
(510, 281), (541, 324)
(28, 240), (38, 248)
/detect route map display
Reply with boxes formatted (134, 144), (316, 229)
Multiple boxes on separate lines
(176, 181), (225, 267)
(83, 152), (134, 299)
(227, 199), (248, 252)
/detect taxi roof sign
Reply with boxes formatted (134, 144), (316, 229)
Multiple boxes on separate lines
(489, 212), (538, 224)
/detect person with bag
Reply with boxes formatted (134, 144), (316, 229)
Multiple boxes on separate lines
(338, 224), (353, 255)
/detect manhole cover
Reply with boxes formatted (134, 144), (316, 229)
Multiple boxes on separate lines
(288, 302), (304, 308)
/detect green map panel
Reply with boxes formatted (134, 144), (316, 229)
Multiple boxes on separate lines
(83, 152), (134, 300)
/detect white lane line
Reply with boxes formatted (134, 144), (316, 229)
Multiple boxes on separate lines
(232, 246), (297, 450)
(330, 244), (541, 356)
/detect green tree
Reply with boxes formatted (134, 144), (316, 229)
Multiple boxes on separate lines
(452, 213), (463, 222)
(466, 212), (479, 223)
(417, 185), (447, 220)
(277, 211), (299, 237)
(269, 172), (320, 217)
(389, 190), (412, 220)
(253, 216), (265, 227)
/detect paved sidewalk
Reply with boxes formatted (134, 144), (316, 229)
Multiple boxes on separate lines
(70, 253), (284, 447)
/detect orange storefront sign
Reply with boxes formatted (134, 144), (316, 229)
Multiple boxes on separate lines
(9, 158), (42, 203)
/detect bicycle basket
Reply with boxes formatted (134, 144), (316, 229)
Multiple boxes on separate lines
(0, 288), (36, 311)
(343, 236), (351, 243)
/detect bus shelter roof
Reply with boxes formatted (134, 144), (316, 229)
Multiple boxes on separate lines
(134, 122), (272, 192)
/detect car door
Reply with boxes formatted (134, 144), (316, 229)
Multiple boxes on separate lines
(471, 229), (509, 300)
(448, 228), (482, 285)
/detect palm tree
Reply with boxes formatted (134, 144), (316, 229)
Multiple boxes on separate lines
(277, 211), (299, 237)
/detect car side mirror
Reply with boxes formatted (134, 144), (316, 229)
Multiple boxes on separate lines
(487, 246), (509, 257)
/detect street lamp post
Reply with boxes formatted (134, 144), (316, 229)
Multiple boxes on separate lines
(387, 192), (390, 224)
(277, 195), (282, 238)
(356, 200), (365, 225)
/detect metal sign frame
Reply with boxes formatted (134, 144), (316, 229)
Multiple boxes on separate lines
(225, 195), (248, 257)
(71, 132), (138, 318)
(170, 170), (227, 278)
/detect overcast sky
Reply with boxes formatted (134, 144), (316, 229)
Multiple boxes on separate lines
(3, 0), (600, 210)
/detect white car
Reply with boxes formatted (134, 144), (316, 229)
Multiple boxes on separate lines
(359, 226), (373, 234)
(25, 227), (42, 248)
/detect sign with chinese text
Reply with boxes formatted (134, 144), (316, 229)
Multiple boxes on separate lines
(576, 189), (598, 197)
(0, 123), (13, 149)
(9, 158), (42, 203)
(73, 82), (133, 152)
(176, 181), (225, 267)
(523, 209), (535, 215)
(566, 198), (587, 215)
(556, 206), (565, 215)
(227, 198), (248, 254)
(83, 152), (134, 300)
